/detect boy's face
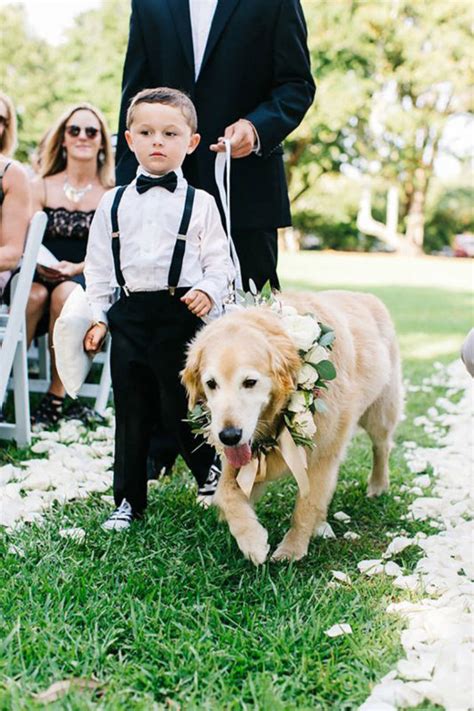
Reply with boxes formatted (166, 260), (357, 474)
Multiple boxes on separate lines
(125, 102), (200, 175)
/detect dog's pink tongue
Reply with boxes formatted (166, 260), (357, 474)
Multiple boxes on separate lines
(224, 443), (252, 469)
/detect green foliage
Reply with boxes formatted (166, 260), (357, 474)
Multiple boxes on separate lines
(0, 0), (129, 161)
(424, 185), (474, 253)
(293, 0), (473, 251)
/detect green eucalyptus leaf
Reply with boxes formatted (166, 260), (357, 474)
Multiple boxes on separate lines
(319, 331), (335, 347)
(316, 360), (337, 380)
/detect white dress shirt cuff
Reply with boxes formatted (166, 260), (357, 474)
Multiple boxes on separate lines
(192, 280), (223, 314)
(91, 304), (109, 326)
(241, 119), (262, 155)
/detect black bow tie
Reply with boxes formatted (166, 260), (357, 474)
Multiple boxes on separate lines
(136, 171), (178, 195)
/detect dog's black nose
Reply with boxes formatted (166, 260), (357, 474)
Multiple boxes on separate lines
(219, 427), (243, 446)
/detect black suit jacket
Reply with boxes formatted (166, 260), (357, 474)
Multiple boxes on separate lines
(116, 0), (315, 230)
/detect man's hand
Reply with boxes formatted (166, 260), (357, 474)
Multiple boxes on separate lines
(84, 323), (107, 356)
(210, 119), (256, 158)
(181, 289), (212, 318)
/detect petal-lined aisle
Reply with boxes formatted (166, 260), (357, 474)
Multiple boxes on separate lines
(361, 360), (473, 711)
(0, 413), (114, 531)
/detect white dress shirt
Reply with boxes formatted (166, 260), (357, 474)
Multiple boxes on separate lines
(189, 0), (218, 79)
(84, 167), (236, 324)
(188, 0), (261, 152)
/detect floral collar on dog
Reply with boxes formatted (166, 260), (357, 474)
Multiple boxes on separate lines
(188, 282), (337, 497)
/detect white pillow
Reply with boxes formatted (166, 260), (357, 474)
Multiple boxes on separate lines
(53, 285), (94, 399)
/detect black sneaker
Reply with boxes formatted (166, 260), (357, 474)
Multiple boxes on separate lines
(102, 499), (136, 531)
(196, 457), (221, 508)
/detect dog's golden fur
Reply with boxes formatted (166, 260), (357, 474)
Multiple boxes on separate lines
(182, 290), (402, 564)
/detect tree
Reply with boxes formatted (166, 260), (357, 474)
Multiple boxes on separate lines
(292, 0), (473, 253)
(0, 4), (59, 160)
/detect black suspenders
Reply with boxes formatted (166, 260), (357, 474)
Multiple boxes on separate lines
(110, 185), (128, 294)
(110, 183), (196, 296)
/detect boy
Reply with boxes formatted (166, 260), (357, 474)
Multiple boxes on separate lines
(83, 87), (236, 530)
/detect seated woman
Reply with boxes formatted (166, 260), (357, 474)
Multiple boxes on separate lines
(0, 91), (31, 300)
(27, 103), (114, 427)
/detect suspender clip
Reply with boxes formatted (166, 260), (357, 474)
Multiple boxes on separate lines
(111, 231), (120, 239)
(122, 285), (130, 297)
(168, 286), (176, 296)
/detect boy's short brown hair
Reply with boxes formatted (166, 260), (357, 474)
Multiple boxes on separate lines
(126, 87), (198, 133)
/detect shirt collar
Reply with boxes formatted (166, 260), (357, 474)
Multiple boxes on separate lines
(136, 165), (184, 182)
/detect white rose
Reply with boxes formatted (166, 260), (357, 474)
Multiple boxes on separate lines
(280, 304), (298, 316)
(281, 314), (321, 352)
(293, 411), (317, 438)
(287, 391), (307, 413)
(305, 344), (327, 365)
(297, 363), (319, 389)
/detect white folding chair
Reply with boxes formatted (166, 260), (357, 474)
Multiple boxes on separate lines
(0, 211), (47, 446)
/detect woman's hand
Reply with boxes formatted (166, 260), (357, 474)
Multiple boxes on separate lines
(36, 265), (64, 283)
(83, 322), (107, 356)
(54, 260), (83, 279)
(181, 289), (212, 317)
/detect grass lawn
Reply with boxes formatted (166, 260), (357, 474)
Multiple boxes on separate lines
(0, 252), (472, 710)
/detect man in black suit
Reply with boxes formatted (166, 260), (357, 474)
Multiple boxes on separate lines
(116, 0), (315, 488)
(116, 0), (315, 291)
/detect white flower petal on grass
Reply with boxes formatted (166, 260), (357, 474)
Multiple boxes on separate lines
(333, 510), (351, 523)
(383, 536), (414, 558)
(413, 474), (431, 488)
(314, 522), (336, 539)
(324, 623), (352, 638)
(384, 561), (403, 577)
(358, 559), (384, 576)
(59, 527), (86, 543)
(331, 570), (352, 584)
(343, 531), (360, 541)
(8, 544), (25, 557)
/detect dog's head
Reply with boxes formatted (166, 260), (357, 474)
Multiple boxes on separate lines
(182, 308), (301, 468)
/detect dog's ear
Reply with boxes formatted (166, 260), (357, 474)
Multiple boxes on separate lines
(181, 337), (205, 409)
(269, 332), (301, 398)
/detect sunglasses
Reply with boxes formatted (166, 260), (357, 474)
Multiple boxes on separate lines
(0, 116), (9, 128)
(65, 124), (100, 139)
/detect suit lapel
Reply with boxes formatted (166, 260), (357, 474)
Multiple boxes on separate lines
(199, 0), (242, 78)
(165, 0), (195, 75)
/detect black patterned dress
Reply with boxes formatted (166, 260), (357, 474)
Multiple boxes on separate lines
(33, 206), (95, 292)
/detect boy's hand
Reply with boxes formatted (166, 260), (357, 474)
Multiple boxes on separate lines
(84, 323), (107, 356)
(181, 289), (212, 318)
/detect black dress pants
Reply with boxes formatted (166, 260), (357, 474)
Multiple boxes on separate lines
(108, 290), (215, 514)
(232, 227), (280, 291)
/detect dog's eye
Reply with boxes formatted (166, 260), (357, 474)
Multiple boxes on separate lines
(206, 378), (217, 390)
(243, 378), (257, 389)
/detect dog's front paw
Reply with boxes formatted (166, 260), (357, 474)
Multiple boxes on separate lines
(271, 531), (309, 562)
(236, 527), (270, 566)
(367, 479), (389, 498)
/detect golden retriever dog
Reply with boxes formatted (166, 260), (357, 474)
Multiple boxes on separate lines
(182, 291), (402, 565)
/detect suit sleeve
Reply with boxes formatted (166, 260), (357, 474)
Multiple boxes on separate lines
(244, 0), (316, 158)
(115, 0), (150, 184)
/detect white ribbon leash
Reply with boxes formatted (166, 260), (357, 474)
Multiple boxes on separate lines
(214, 139), (243, 291)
